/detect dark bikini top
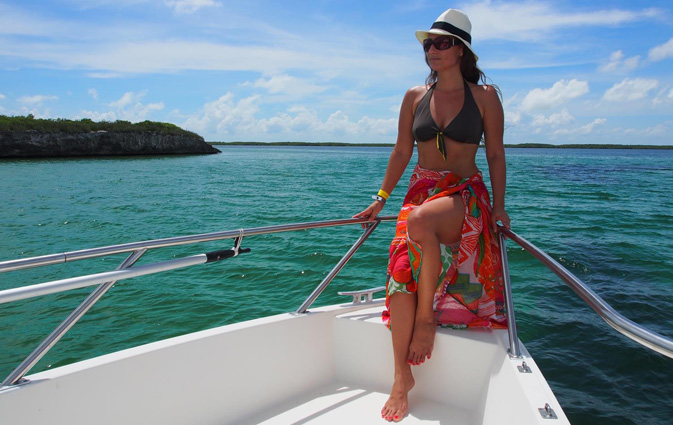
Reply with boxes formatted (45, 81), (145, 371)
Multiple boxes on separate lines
(412, 80), (483, 160)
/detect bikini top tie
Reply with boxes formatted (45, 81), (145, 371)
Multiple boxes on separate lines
(412, 80), (483, 160)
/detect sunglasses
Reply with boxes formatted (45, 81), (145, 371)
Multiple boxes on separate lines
(422, 37), (457, 52)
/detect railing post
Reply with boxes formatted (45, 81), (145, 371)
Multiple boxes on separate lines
(500, 227), (673, 360)
(499, 230), (522, 358)
(1, 249), (147, 388)
(0, 216), (400, 388)
(295, 220), (380, 314)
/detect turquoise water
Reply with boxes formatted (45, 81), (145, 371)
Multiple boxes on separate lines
(1, 146), (672, 424)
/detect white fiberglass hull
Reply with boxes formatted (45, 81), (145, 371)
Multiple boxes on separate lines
(0, 302), (569, 424)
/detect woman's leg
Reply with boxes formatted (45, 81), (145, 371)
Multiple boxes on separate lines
(381, 293), (417, 422)
(405, 195), (464, 365)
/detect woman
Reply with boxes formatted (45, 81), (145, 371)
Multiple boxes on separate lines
(354, 9), (511, 422)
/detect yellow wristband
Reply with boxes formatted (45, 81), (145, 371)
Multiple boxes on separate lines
(377, 189), (390, 200)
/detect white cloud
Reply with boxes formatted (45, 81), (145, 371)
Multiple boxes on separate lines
(165, 0), (221, 14)
(389, 102), (402, 114)
(652, 87), (673, 106)
(110, 92), (140, 109)
(554, 118), (607, 135)
(183, 93), (261, 136)
(250, 75), (327, 97)
(0, 93), (5, 99)
(503, 95), (522, 125)
(16, 105), (55, 119)
(1, 17), (417, 81)
(644, 124), (668, 136)
(257, 109), (397, 139)
(183, 92), (397, 141)
(504, 109), (521, 126)
(136, 102), (164, 118)
(322, 111), (389, 137)
(463, 2), (660, 41)
(258, 106), (318, 134)
(624, 123), (670, 137)
(80, 110), (117, 122)
(88, 88), (98, 100)
(603, 78), (659, 101)
(81, 91), (164, 122)
(0, 3), (60, 37)
(359, 116), (398, 136)
(87, 72), (125, 79)
(520, 79), (589, 112)
(532, 109), (574, 127)
(0, 2), (161, 42)
(8, 41), (305, 74)
(0, 2), (420, 90)
(18, 95), (58, 105)
(599, 50), (640, 72)
(648, 38), (673, 61)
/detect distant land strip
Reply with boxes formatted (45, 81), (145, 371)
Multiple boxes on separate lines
(0, 114), (200, 138)
(0, 115), (219, 157)
(211, 141), (673, 150)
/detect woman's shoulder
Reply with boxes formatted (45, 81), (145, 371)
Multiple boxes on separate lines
(468, 82), (502, 106)
(400, 85), (430, 112)
(406, 85), (430, 97)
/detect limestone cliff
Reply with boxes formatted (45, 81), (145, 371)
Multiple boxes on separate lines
(0, 130), (220, 158)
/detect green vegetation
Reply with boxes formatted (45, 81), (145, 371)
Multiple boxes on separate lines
(0, 115), (201, 139)
(3, 116), (669, 149)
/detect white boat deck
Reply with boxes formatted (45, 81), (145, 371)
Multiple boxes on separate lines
(0, 302), (569, 425)
(244, 383), (469, 424)
(240, 306), (474, 424)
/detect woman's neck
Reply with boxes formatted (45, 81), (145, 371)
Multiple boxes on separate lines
(434, 69), (464, 91)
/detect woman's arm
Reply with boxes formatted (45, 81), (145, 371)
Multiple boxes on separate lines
(354, 87), (418, 221)
(481, 85), (511, 232)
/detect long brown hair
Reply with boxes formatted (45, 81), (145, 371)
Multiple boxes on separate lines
(424, 41), (501, 99)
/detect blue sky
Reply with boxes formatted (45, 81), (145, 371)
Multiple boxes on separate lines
(1, 0), (672, 145)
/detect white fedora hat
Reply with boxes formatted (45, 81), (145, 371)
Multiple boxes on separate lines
(415, 9), (478, 61)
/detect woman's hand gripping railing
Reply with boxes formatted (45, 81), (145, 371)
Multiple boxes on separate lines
(498, 226), (673, 360)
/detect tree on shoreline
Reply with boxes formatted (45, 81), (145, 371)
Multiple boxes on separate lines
(0, 115), (201, 139)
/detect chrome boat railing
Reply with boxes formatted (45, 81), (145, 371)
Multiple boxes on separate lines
(1, 217), (671, 390)
(0, 217), (398, 273)
(0, 216), (396, 388)
(499, 227), (673, 360)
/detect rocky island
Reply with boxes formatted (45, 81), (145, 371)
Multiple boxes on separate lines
(0, 115), (220, 158)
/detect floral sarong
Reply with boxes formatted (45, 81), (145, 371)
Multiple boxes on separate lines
(383, 165), (507, 329)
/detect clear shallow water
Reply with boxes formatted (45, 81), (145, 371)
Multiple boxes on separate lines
(1, 146), (672, 424)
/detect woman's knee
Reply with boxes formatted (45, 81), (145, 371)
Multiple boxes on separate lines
(407, 207), (434, 241)
(407, 198), (464, 244)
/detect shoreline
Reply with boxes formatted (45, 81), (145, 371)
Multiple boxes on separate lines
(0, 116), (219, 157)
(210, 141), (673, 150)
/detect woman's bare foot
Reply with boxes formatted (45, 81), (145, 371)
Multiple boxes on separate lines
(381, 371), (415, 422)
(408, 318), (435, 365)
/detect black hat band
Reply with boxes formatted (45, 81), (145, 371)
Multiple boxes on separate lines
(430, 21), (471, 44)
